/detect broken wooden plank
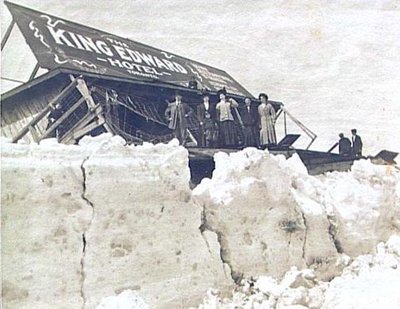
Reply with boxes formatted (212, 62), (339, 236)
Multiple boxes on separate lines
(72, 119), (105, 141)
(28, 125), (39, 143)
(39, 96), (86, 141)
(76, 78), (113, 133)
(11, 77), (80, 143)
(59, 106), (102, 144)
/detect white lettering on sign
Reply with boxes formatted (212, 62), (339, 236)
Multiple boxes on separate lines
(96, 41), (113, 56)
(46, 25), (188, 75)
(47, 26), (114, 56)
(106, 58), (163, 76)
(111, 45), (187, 74)
(68, 32), (84, 50)
(113, 45), (131, 61)
(47, 27), (75, 47)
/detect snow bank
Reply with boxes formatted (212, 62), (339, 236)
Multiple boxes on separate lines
(1, 135), (232, 309)
(193, 147), (400, 281)
(2, 136), (399, 308)
(1, 137), (91, 309)
(80, 136), (232, 308)
(193, 235), (400, 309)
(322, 235), (400, 309)
(327, 160), (400, 256)
(293, 158), (400, 256)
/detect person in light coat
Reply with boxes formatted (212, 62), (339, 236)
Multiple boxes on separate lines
(258, 93), (276, 146)
(216, 88), (239, 147)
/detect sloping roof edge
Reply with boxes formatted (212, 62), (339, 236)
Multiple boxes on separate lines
(1, 68), (258, 110)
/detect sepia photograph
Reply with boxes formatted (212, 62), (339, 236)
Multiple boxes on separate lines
(1, 0), (400, 308)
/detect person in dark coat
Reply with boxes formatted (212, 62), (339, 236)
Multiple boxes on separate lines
(351, 129), (363, 157)
(165, 92), (193, 145)
(239, 97), (258, 147)
(338, 133), (352, 156)
(197, 93), (217, 147)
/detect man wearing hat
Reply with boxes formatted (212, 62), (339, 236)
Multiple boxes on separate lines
(338, 133), (352, 156)
(258, 93), (277, 146)
(165, 92), (193, 145)
(351, 128), (363, 157)
(239, 97), (258, 147)
(197, 92), (217, 147)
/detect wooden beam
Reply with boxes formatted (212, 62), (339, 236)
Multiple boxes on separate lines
(59, 106), (102, 144)
(28, 125), (39, 143)
(73, 105), (103, 133)
(284, 112), (287, 136)
(39, 96), (86, 141)
(1, 19), (15, 51)
(276, 109), (283, 119)
(11, 77), (80, 143)
(71, 111), (98, 132)
(76, 79), (113, 133)
(28, 63), (40, 81)
(1, 76), (24, 84)
(72, 119), (105, 141)
(62, 117), (104, 145)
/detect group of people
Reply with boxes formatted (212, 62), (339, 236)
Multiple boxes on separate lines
(164, 89), (278, 148)
(336, 129), (363, 157)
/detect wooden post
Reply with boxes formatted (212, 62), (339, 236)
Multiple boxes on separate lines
(76, 79), (113, 133)
(28, 125), (39, 143)
(1, 19), (15, 51)
(29, 62), (40, 81)
(11, 78), (79, 143)
(284, 111), (287, 136)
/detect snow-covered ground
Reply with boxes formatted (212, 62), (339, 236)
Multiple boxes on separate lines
(192, 235), (400, 309)
(1, 134), (399, 308)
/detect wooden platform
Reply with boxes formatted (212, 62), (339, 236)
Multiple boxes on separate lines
(188, 146), (358, 184)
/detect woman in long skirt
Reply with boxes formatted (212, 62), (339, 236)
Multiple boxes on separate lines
(216, 89), (238, 147)
(258, 93), (276, 146)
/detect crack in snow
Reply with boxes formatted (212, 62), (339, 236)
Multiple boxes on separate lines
(301, 212), (308, 265)
(80, 156), (95, 309)
(199, 204), (212, 255)
(328, 215), (343, 254)
(198, 204), (242, 284)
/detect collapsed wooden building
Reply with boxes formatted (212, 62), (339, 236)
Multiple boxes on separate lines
(1, 1), (271, 146)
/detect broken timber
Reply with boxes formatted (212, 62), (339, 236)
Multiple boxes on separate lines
(11, 75), (111, 144)
(59, 104), (104, 144)
(11, 76), (80, 143)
